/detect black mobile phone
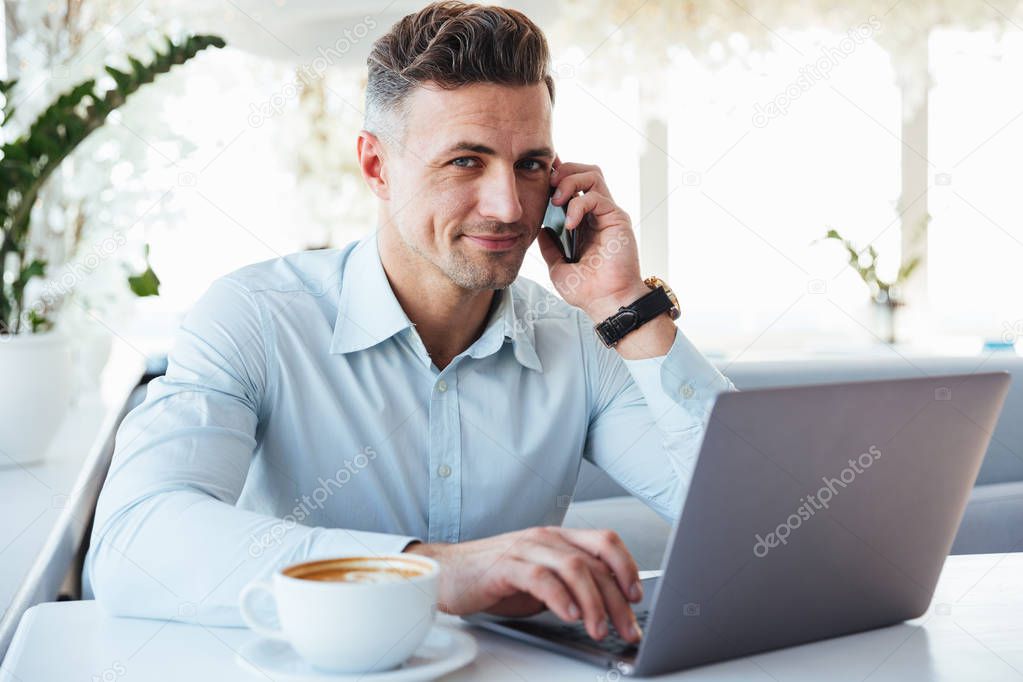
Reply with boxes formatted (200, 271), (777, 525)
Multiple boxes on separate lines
(541, 187), (581, 263)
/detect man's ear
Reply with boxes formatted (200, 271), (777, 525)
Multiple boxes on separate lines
(357, 130), (390, 200)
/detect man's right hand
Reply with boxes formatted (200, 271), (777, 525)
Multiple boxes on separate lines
(403, 526), (644, 643)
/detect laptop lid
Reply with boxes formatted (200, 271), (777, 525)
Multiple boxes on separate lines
(635, 372), (1011, 676)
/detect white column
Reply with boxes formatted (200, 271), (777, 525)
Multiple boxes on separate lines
(896, 39), (931, 308)
(638, 115), (670, 277)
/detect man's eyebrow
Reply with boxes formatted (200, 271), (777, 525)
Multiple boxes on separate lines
(437, 141), (555, 159)
(521, 146), (555, 159)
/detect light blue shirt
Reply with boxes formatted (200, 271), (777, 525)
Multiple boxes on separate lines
(84, 229), (734, 625)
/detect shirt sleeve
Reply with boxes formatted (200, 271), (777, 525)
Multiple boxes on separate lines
(84, 276), (421, 626)
(581, 316), (736, 522)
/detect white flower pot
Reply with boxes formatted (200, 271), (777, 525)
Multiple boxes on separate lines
(0, 331), (73, 466)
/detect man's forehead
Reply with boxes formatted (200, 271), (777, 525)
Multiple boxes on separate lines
(404, 82), (552, 154)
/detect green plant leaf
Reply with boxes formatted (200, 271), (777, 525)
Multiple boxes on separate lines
(104, 66), (134, 92)
(897, 256), (921, 284)
(816, 228), (882, 295)
(15, 258), (46, 289)
(128, 56), (153, 85)
(27, 308), (51, 333)
(0, 78), (18, 124)
(128, 264), (161, 297)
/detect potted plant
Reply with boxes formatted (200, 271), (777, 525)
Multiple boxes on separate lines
(0, 34), (224, 465)
(817, 228), (921, 345)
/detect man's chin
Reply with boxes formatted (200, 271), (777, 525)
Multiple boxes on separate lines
(445, 248), (523, 290)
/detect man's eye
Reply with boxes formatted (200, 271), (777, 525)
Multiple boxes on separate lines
(451, 157), (480, 168)
(517, 159), (544, 171)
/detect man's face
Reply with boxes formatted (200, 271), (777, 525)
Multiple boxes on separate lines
(381, 82), (554, 291)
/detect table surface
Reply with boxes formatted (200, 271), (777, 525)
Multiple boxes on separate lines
(2, 553), (1022, 681)
(0, 340), (145, 660)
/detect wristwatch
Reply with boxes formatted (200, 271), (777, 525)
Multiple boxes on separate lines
(594, 277), (681, 348)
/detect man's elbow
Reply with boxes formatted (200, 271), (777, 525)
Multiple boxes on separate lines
(86, 531), (184, 621)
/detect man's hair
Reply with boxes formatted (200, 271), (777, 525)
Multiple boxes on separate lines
(365, 1), (555, 143)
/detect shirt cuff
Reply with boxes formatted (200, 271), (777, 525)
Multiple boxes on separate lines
(622, 327), (735, 431)
(309, 528), (424, 560)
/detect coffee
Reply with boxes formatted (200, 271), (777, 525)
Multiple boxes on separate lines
(283, 557), (430, 584)
(301, 569), (411, 583)
(241, 553), (440, 673)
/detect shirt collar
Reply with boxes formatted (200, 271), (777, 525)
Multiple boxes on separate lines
(330, 230), (543, 373)
(470, 283), (543, 373)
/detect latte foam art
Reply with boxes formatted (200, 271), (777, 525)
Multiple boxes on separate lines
(339, 569), (408, 584)
(283, 557), (431, 583)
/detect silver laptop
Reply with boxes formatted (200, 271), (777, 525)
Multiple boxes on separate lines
(464, 372), (1011, 676)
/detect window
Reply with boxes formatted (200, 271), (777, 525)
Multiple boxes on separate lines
(929, 28), (1023, 338)
(666, 33), (902, 352)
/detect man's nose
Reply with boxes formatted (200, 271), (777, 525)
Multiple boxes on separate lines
(477, 170), (524, 225)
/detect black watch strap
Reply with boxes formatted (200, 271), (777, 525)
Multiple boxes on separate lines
(594, 287), (673, 348)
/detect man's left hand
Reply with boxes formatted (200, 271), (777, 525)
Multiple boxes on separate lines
(536, 159), (652, 324)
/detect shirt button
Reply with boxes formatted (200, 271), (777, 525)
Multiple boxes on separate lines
(437, 464), (452, 478)
(680, 383), (695, 399)
(436, 380), (448, 393)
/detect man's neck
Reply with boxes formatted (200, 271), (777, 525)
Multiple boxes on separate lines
(377, 228), (497, 371)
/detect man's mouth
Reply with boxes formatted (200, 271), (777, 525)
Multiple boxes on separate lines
(462, 234), (521, 251)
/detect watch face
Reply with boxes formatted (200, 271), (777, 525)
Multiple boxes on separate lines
(666, 294), (681, 320)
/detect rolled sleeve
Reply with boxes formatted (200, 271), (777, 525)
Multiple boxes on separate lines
(622, 328), (735, 434)
(582, 319), (736, 521)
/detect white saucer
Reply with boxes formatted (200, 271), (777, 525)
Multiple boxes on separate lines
(236, 624), (478, 681)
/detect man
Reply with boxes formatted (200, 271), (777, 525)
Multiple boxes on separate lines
(85, 1), (734, 646)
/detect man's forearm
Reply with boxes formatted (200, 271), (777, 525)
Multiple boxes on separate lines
(88, 489), (419, 624)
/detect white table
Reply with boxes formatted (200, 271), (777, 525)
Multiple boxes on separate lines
(3, 553), (1023, 681)
(0, 340), (145, 660)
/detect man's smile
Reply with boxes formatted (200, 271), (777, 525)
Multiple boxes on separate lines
(462, 233), (523, 251)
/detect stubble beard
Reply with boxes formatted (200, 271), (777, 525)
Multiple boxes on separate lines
(402, 227), (531, 291)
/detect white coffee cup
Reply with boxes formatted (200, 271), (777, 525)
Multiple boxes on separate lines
(239, 554), (440, 673)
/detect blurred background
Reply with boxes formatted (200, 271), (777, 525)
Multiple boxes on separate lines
(2, 0), (1022, 364)
(3, 3), (1023, 661)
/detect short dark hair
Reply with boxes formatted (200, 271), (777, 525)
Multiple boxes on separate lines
(365, 1), (555, 141)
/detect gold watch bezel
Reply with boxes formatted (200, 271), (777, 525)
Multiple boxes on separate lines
(644, 276), (681, 321)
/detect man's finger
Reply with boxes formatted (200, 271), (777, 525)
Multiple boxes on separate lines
(551, 162), (612, 199)
(555, 527), (643, 604)
(498, 558), (581, 624)
(591, 567), (643, 643)
(517, 541), (610, 639)
(533, 533), (641, 643)
(551, 169), (605, 205)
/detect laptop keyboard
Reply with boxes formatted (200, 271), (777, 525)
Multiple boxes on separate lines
(535, 609), (649, 654)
